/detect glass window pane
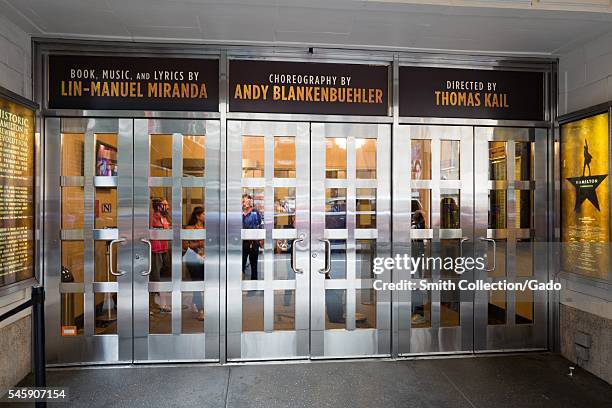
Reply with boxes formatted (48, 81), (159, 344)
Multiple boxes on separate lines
(515, 190), (532, 229)
(274, 290), (295, 331)
(183, 241), (204, 282)
(411, 290), (431, 328)
(325, 289), (346, 329)
(440, 140), (460, 180)
(489, 190), (507, 229)
(182, 291), (204, 333)
(95, 240), (117, 282)
(411, 240), (431, 278)
(328, 240), (346, 279)
(326, 188), (346, 229)
(489, 141), (507, 181)
(274, 187), (295, 229)
(326, 138), (346, 179)
(150, 188), (172, 228)
(183, 135), (205, 178)
(61, 133), (84, 177)
(515, 142), (532, 181)
(242, 240), (263, 281)
(95, 188), (117, 229)
(356, 289), (376, 329)
(243, 290), (264, 332)
(61, 241), (84, 283)
(356, 188), (376, 229)
(149, 292), (172, 334)
(62, 187), (84, 230)
(440, 290), (460, 327)
(356, 239), (376, 279)
(242, 188), (265, 217)
(61, 292), (84, 336)
(183, 187), (205, 228)
(273, 239), (294, 280)
(95, 133), (118, 176)
(488, 290), (506, 325)
(411, 189), (431, 229)
(411, 139), (431, 180)
(356, 138), (376, 179)
(243, 136), (264, 178)
(274, 136), (296, 178)
(151, 243), (172, 282)
(516, 240), (533, 277)
(94, 292), (117, 335)
(440, 189), (460, 229)
(515, 289), (533, 324)
(440, 239), (461, 278)
(150, 134), (173, 177)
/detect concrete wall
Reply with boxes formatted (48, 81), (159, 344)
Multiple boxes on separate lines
(556, 30), (612, 385)
(0, 13), (32, 396)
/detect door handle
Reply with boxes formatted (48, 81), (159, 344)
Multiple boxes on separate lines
(140, 238), (153, 276)
(479, 237), (496, 272)
(459, 237), (470, 258)
(318, 239), (331, 274)
(109, 238), (126, 276)
(291, 237), (304, 274)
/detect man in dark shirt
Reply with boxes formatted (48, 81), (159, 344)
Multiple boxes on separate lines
(242, 193), (263, 280)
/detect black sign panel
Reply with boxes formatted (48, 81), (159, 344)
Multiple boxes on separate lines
(229, 60), (389, 116)
(399, 67), (544, 121)
(48, 55), (219, 111)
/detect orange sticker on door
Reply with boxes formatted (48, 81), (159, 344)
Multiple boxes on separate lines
(61, 326), (77, 336)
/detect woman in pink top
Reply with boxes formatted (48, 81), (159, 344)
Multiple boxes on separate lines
(150, 197), (172, 312)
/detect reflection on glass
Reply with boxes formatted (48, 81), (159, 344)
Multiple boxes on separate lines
(356, 240), (376, 279)
(182, 187), (205, 227)
(150, 188), (172, 228)
(95, 133), (118, 176)
(273, 239), (295, 280)
(411, 240), (431, 278)
(242, 290), (264, 332)
(325, 188), (346, 229)
(182, 291), (204, 333)
(274, 187), (295, 229)
(328, 240), (346, 279)
(274, 136), (296, 178)
(183, 135), (205, 178)
(411, 290), (431, 328)
(356, 289), (376, 329)
(94, 240), (117, 282)
(356, 188), (376, 229)
(61, 292), (84, 336)
(515, 289), (533, 324)
(274, 290), (295, 331)
(515, 190), (531, 229)
(94, 292), (117, 334)
(243, 135), (264, 178)
(516, 240), (533, 277)
(326, 138), (346, 179)
(62, 187), (84, 229)
(489, 141), (507, 181)
(242, 189), (264, 281)
(488, 290), (506, 325)
(440, 140), (460, 180)
(411, 139), (431, 180)
(242, 187), (265, 216)
(440, 239), (460, 278)
(242, 240), (263, 281)
(411, 190), (430, 229)
(95, 188), (117, 229)
(61, 241), (84, 283)
(150, 241), (172, 283)
(515, 142), (532, 181)
(489, 190), (507, 229)
(441, 290), (460, 327)
(150, 134), (173, 177)
(149, 292), (172, 334)
(325, 289), (346, 329)
(356, 138), (376, 179)
(61, 133), (84, 177)
(440, 189), (460, 229)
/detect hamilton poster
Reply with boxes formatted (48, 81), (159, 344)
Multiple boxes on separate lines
(561, 112), (609, 278)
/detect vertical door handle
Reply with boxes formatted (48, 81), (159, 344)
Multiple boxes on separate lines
(109, 238), (126, 276)
(140, 238), (153, 276)
(459, 237), (470, 258)
(479, 237), (496, 272)
(318, 239), (331, 274)
(291, 238), (304, 274)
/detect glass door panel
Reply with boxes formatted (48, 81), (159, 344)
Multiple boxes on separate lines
(227, 121), (310, 361)
(311, 123), (391, 358)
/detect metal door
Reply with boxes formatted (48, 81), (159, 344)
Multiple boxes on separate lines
(310, 123), (391, 358)
(473, 127), (548, 351)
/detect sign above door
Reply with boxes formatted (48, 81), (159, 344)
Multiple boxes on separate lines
(48, 55), (219, 111)
(229, 60), (390, 116)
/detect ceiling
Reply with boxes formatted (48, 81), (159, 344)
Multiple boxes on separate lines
(3, 0), (612, 56)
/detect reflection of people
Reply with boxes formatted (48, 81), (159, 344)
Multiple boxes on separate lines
(583, 138), (592, 177)
(150, 197), (171, 312)
(242, 194), (263, 280)
(411, 199), (427, 325)
(184, 206), (205, 321)
(412, 159), (422, 180)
